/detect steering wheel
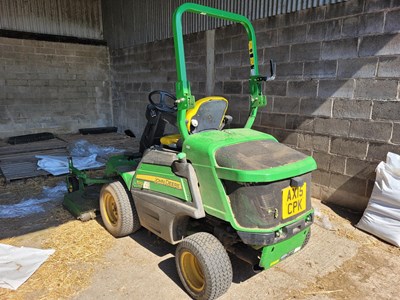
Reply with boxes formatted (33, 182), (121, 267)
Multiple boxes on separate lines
(148, 90), (177, 113)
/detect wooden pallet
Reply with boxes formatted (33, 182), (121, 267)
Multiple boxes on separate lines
(0, 139), (68, 182)
(0, 138), (67, 157)
(0, 133), (138, 182)
(58, 132), (139, 152)
(0, 161), (50, 181)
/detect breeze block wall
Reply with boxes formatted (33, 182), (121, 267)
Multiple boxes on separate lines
(0, 37), (111, 139)
(214, 0), (400, 211)
(110, 0), (399, 211)
(110, 31), (207, 134)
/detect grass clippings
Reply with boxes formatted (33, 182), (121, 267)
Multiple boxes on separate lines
(0, 219), (114, 300)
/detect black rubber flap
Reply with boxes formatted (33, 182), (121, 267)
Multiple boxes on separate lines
(79, 127), (117, 135)
(7, 132), (55, 145)
(215, 140), (307, 170)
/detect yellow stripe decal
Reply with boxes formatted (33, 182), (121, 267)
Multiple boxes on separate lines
(248, 41), (254, 68)
(136, 174), (182, 190)
(270, 259), (280, 267)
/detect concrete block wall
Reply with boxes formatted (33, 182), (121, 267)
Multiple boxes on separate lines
(110, 32), (206, 135)
(110, 0), (399, 211)
(0, 37), (111, 139)
(213, 0), (400, 210)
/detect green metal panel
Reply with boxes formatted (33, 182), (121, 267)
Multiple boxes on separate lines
(132, 163), (192, 202)
(259, 227), (310, 269)
(121, 171), (136, 191)
(184, 128), (277, 166)
(105, 155), (139, 177)
(215, 156), (316, 182)
(182, 128), (317, 232)
(182, 129), (272, 221)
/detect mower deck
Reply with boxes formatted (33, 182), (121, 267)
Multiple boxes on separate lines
(63, 185), (102, 221)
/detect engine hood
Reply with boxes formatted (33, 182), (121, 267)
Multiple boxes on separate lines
(184, 128), (316, 183)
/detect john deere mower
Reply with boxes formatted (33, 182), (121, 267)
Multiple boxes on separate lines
(64, 3), (316, 299)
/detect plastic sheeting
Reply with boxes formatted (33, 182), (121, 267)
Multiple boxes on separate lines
(68, 140), (123, 158)
(314, 207), (335, 231)
(36, 154), (104, 176)
(0, 182), (66, 218)
(357, 152), (400, 247)
(36, 140), (124, 176)
(0, 244), (55, 290)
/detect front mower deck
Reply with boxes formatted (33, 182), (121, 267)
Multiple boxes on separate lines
(63, 185), (102, 221)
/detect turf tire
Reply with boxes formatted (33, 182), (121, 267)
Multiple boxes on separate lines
(176, 232), (232, 300)
(99, 181), (141, 237)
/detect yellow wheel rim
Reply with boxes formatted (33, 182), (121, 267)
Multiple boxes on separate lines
(103, 191), (118, 226)
(180, 250), (205, 293)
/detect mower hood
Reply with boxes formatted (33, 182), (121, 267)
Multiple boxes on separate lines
(184, 128), (316, 183)
(214, 139), (316, 183)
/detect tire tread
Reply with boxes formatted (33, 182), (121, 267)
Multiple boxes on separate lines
(176, 232), (232, 300)
(100, 181), (140, 237)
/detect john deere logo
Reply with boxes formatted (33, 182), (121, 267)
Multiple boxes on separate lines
(136, 175), (182, 190)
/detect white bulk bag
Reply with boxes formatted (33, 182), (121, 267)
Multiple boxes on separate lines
(356, 152), (400, 247)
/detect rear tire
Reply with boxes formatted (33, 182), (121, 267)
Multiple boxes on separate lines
(176, 232), (232, 300)
(99, 181), (141, 237)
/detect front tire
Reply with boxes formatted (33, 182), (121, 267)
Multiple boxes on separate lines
(99, 181), (141, 237)
(176, 232), (232, 300)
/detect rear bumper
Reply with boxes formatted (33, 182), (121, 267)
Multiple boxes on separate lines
(237, 211), (313, 246)
(259, 226), (311, 269)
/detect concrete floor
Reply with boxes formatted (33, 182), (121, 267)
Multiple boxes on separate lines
(1, 174), (399, 300)
(76, 199), (400, 300)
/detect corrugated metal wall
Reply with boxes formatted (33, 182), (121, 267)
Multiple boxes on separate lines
(102, 0), (346, 49)
(0, 0), (103, 40)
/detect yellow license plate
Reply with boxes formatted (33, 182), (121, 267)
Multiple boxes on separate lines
(282, 182), (307, 219)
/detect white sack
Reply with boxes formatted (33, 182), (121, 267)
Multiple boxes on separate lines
(356, 152), (400, 247)
(0, 244), (55, 290)
(36, 154), (104, 176)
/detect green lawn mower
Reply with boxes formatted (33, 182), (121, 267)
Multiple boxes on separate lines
(64, 3), (316, 299)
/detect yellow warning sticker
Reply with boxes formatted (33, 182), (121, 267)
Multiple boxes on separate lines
(248, 41), (253, 52)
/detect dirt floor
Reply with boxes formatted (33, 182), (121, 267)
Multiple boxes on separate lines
(1, 175), (399, 300)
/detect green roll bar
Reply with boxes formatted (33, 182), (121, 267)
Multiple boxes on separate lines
(173, 3), (267, 140)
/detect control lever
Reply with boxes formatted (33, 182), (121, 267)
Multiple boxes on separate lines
(256, 59), (276, 81)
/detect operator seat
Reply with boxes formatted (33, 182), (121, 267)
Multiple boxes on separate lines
(160, 96), (229, 148)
